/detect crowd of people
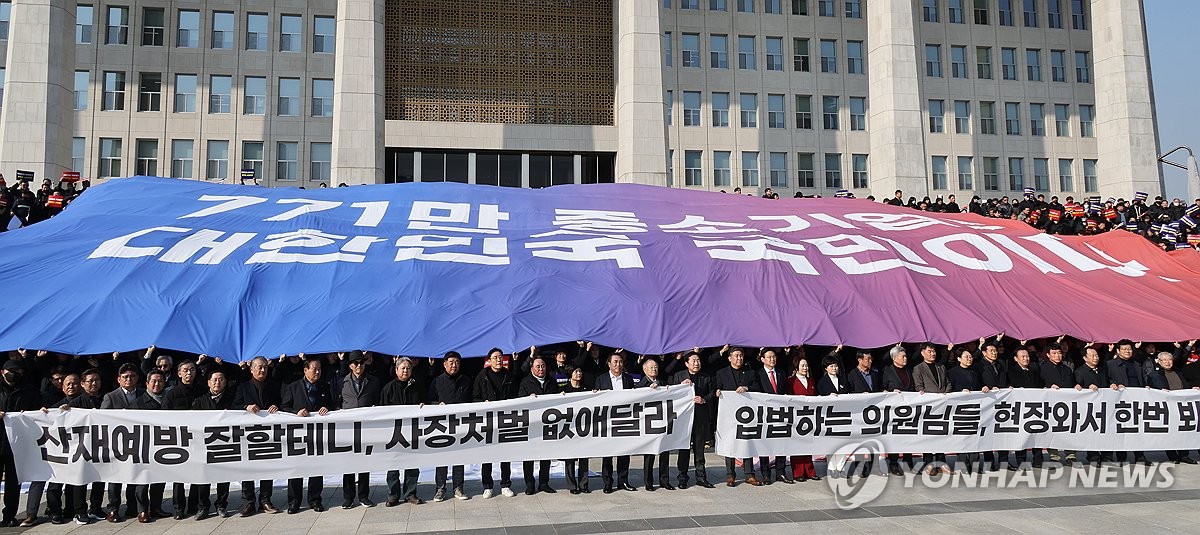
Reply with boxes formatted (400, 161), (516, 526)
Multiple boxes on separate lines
(0, 337), (1197, 528)
(0, 175), (89, 231)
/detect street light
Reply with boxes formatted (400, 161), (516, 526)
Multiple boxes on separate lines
(1158, 146), (1199, 201)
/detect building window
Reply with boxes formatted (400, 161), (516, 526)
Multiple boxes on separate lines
(766, 0), (783, 14)
(310, 142), (332, 183)
(1047, 0), (1062, 28)
(792, 0), (808, 15)
(824, 153), (842, 188)
(173, 74), (196, 113)
(99, 138), (123, 178)
(973, 0), (989, 24)
(1001, 48), (1017, 80)
(738, 36), (756, 69)
(976, 46), (992, 79)
(711, 34), (728, 68)
(209, 75), (232, 114)
(979, 101), (996, 134)
(849, 96), (866, 130)
(246, 13), (268, 50)
(137, 72), (161, 112)
(767, 94), (786, 128)
(818, 0), (835, 16)
(242, 142), (264, 181)
(211, 11), (234, 49)
(932, 156), (948, 190)
(1071, 0), (1087, 30)
(276, 142), (298, 181)
(822, 96), (838, 130)
(1075, 51), (1090, 83)
(739, 93), (758, 127)
(73, 71), (90, 110)
(77, 5), (93, 43)
(1004, 102), (1020, 135)
(738, 0), (754, 12)
(684, 150), (703, 186)
(923, 0), (939, 23)
(665, 90), (672, 125)
(712, 92), (730, 127)
(280, 14), (301, 52)
(1008, 157), (1024, 190)
(954, 100), (971, 133)
(683, 91), (701, 126)
(142, 8), (164, 46)
(795, 95), (812, 129)
(999, 0), (1014, 25)
(741, 151), (759, 187)
(797, 153), (815, 188)
(948, 0), (965, 23)
(72, 138), (85, 172)
(928, 100), (945, 133)
(101, 71), (125, 111)
(682, 33), (701, 67)
(278, 78), (300, 116)
(244, 76), (266, 115)
(845, 0), (862, 18)
(177, 10), (199, 48)
(682, 0), (699, 9)
(793, 38), (810, 72)
(1050, 50), (1066, 82)
(311, 79), (333, 117)
(983, 157), (999, 190)
(1026, 49), (1042, 81)
(951, 46), (968, 78)
(135, 139), (157, 176)
(106, 6), (128, 45)
(206, 140), (229, 180)
(846, 41), (864, 74)
(925, 45), (942, 77)
(1054, 104), (1070, 136)
(1022, 0), (1038, 27)
(851, 154), (868, 188)
(1057, 159), (1073, 192)
(712, 0), (729, 12)
(820, 39), (837, 73)
(713, 151), (731, 187)
(663, 32), (672, 67)
(958, 156), (974, 189)
(313, 16), (335, 54)
(171, 139), (193, 179)
(1032, 158), (1049, 190)
(1029, 103), (1045, 136)
(766, 37), (784, 71)
(1079, 104), (1094, 137)
(1083, 159), (1097, 192)
(769, 152), (788, 187)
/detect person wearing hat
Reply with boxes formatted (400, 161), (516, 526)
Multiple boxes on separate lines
(338, 351), (382, 509)
(0, 359), (41, 526)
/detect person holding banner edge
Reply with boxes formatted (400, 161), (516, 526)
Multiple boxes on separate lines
(280, 358), (333, 514)
(596, 352), (637, 493)
(231, 356), (282, 516)
(716, 348), (762, 486)
(380, 357), (425, 506)
(338, 351), (382, 509)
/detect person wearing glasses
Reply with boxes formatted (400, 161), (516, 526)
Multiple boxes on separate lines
(98, 364), (144, 523)
(337, 351), (382, 509)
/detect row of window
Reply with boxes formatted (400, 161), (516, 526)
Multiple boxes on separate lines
(70, 4), (334, 53)
(924, 45), (1090, 83)
(662, 0), (863, 18)
(927, 100), (1094, 137)
(667, 150), (869, 189)
(929, 155), (1098, 193)
(80, 137), (331, 182)
(75, 71), (333, 117)
(665, 91), (867, 131)
(921, 0), (1089, 31)
(664, 34), (864, 75)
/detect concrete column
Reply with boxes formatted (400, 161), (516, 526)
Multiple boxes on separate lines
(614, 0), (668, 185)
(0, 0), (75, 182)
(331, 0), (384, 184)
(1091, 0), (1162, 198)
(866, 0), (927, 198)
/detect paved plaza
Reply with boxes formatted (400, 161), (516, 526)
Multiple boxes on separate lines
(6, 452), (1200, 535)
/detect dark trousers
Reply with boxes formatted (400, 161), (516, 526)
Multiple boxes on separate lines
(342, 473), (370, 501)
(140, 483), (165, 514)
(564, 459), (589, 491)
(105, 483), (137, 514)
(758, 456), (788, 481)
(68, 482), (104, 516)
(0, 452), (21, 520)
(1012, 449), (1045, 468)
(984, 451), (1009, 470)
(172, 482), (198, 515)
(956, 453), (983, 474)
(1166, 450), (1191, 462)
(435, 466), (464, 491)
(922, 452), (948, 470)
(386, 469), (419, 500)
(643, 452), (670, 486)
(676, 440), (708, 485)
(523, 460), (551, 490)
(724, 456), (756, 479)
(193, 483), (230, 511)
(44, 483), (71, 518)
(240, 480), (274, 507)
(480, 462), (511, 490)
(847, 455), (875, 478)
(601, 456), (630, 488)
(287, 477), (323, 508)
(887, 453), (915, 471)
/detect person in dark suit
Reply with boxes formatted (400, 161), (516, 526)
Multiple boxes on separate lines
(912, 343), (953, 475)
(845, 350), (881, 478)
(0, 360), (43, 527)
(190, 371), (234, 520)
(473, 348), (517, 498)
(65, 369), (106, 524)
(670, 352), (715, 489)
(635, 358), (672, 491)
(786, 356), (820, 482)
(596, 352), (637, 493)
(337, 351), (382, 508)
(380, 358), (425, 506)
(560, 365), (593, 493)
(947, 349), (989, 474)
(163, 361), (204, 520)
(715, 348), (762, 486)
(816, 355), (848, 396)
(1075, 347), (1117, 466)
(880, 346), (916, 475)
(130, 370), (169, 523)
(99, 363), (144, 523)
(427, 351), (472, 502)
(755, 349), (791, 484)
(280, 358), (333, 514)
(517, 356), (559, 495)
(1106, 340), (1150, 466)
(1007, 349), (1046, 469)
(230, 356), (281, 516)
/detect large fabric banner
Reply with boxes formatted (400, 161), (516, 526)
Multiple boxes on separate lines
(5, 388), (693, 485)
(2, 177), (1200, 360)
(715, 389), (1200, 458)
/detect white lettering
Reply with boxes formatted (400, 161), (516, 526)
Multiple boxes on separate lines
(88, 227), (192, 260)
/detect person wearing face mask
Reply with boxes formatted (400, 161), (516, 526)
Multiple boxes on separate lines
(0, 360), (41, 527)
(518, 356), (559, 495)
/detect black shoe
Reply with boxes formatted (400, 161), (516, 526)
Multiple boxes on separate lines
(1180, 457), (1198, 465)
(644, 484), (656, 491)
(237, 504), (255, 518)
(810, 476), (822, 481)
(0, 519), (15, 528)
(697, 480), (714, 488)
(678, 481), (689, 490)
(660, 483), (675, 490)
(216, 507), (228, 518)
(310, 502), (326, 513)
(286, 505), (300, 515)
(385, 497), (400, 507)
(361, 498), (375, 507)
(603, 487), (615, 494)
(538, 485), (556, 494)
(580, 488), (590, 494)
(194, 509), (211, 521)
(618, 483), (637, 491)
(342, 500), (355, 510)
(173, 510), (186, 521)
(74, 514), (90, 525)
(569, 488), (581, 495)
(524, 488), (536, 496)
(50, 515), (66, 525)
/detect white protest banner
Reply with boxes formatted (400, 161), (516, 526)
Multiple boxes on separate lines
(716, 389), (1200, 458)
(6, 387), (693, 485)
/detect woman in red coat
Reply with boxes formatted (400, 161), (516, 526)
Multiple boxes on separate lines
(785, 353), (821, 482)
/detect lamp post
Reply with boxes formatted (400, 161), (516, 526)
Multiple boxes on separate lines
(1158, 146), (1198, 201)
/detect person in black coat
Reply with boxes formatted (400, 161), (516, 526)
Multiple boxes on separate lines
(280, 359), (333, 514)
(0, 360), (43, 526)
(596, 353), (637, 493)
(844, 350), (882, 478)
(560, 365), (593, 493)
(880, 347), (915, 475)
(754, 349), (792, 484)
(977, 340), (1009, 389)
(190, 371), (234, 520)
(670, 352), (715, 489)
(1075, 347), (1117, 465)
(473, 348), (517, 498)
(1006, 349), (1046, 469)
(635, 358), (673, 491)
(128, 370), (170, 523)
(65, 369), (105, 524)
(947, 349), (989, 474)
(230, 356), (281, 516)
(715, 348), (762, 486)
(1105, 340), (1150, 466)
(427, 352), (472, 502)
(517, 356), (559, 495)
(380, 358), (425, 506)
(337, 351), (382, 509)
(816, 355), (848, 396)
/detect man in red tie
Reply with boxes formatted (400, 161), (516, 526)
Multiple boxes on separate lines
(755, 350), (792, 484)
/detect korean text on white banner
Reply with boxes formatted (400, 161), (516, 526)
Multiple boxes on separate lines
(6, 388), (693, 485)
(716, 389), (1200, 458)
